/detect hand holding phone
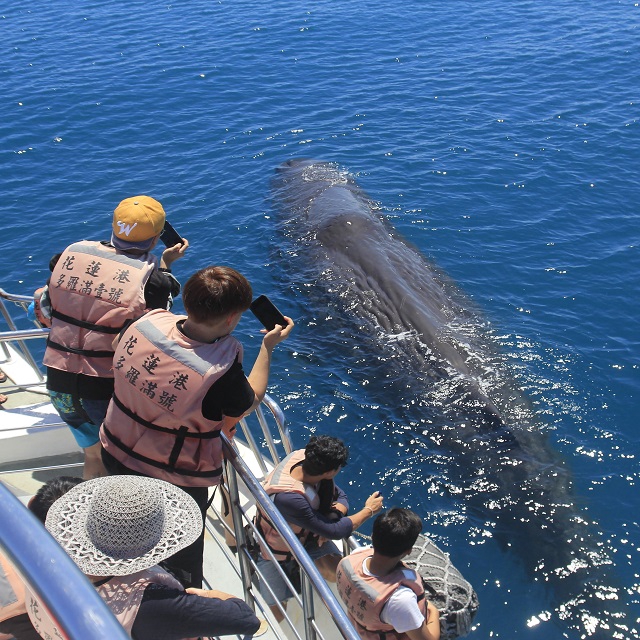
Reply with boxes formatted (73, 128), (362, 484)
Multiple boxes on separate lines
(250, 295), (287, 331)
(160, 221), (184, 247)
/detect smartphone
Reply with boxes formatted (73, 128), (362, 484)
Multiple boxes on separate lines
(160, 221), (184, 247)
(250, 295), (287, 331)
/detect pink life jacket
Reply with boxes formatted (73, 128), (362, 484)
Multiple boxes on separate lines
(96, 566), (183, 635)
(336, 547), (427, 640)
(256, 449), (321, 561)
(25, 565), (183, 639)
(100, 309), (242, 487)
(0, 553), (27, 623)
(43, 241), (156, 378)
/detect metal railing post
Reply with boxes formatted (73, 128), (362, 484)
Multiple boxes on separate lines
(300, 571), (317, 640)
(222, 439), (361, 640)
(222, 437), (256, 609)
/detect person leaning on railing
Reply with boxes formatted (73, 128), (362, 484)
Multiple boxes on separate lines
(99, 265), (294, 590)
(336, 508), (441, 640)
(254, 435), (384, 622)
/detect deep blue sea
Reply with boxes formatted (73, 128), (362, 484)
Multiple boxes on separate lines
(2, 1), (639, 638)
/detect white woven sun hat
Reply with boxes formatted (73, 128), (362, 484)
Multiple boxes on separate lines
(45, 475), (202, 576)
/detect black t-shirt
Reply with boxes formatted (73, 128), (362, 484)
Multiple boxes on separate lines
(131, 585), (261, 640)
(201, 356), (255, 420)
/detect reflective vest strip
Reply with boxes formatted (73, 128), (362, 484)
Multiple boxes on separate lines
(135, 319), (218, 376)
(69, 243), (152, 269)
(340, 557), (381, 602)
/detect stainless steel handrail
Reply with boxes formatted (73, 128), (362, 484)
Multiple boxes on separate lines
(222, 437), (361, 640)
(0, 481), (129, 640)
(0, 328), (50, 341)
(0, 288), (48, 381)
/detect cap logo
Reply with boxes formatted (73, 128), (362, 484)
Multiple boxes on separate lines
(116, 220), (138, 237)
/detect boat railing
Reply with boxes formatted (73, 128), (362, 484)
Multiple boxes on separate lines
(219, 436), (360, 640)
(205, 400), (359, 640)
(0, 287), (47, 385)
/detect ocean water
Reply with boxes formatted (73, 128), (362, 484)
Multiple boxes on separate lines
(1, 1), (639, 638)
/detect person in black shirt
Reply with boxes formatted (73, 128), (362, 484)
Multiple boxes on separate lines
(100, 265), (294, 588)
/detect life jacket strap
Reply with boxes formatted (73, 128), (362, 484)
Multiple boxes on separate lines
(112, 394), (221, 439)
(254, 508), (314, 562)
(51, 308), (123, 334)
(46, 338), (114, 358)
(102, 424), (223, 479)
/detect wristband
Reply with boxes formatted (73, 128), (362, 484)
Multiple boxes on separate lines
(363, 506), (374, 517)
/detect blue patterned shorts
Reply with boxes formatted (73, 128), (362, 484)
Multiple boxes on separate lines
(48, 392), (110, 449)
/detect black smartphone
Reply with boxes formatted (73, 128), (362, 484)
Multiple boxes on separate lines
(160, 221), (184, 247)
(250, 295), (287, 331)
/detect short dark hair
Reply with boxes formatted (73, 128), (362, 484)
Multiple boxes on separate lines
(182, 266), (253, 323)
(29, 476), (84, 523)
(302, 436), (349, 475)
(372, 508), (423, 558)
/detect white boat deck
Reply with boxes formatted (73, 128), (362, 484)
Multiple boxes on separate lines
(1, 342), (80, 469)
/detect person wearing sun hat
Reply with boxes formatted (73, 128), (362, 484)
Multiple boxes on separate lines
(25, 475), (261, 640)
(40, 196), (189, 480)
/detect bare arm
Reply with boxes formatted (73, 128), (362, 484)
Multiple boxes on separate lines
(346, 491), (384, 531)
(245, 316), (294, 411)
(185, 587), (238, 601)
(405, 601), (441, 640)
(160, 237), (189, 269)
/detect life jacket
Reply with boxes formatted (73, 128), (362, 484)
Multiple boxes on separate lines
(100, 309), (242, 487)
(96, 566), (183, 635)
(256, 449), (321, 561)
(0, 553), (27, 623)
(43, 241), (156, 378)
(336, 548), (427, 640)
(32, 286), (52, 328)
(25, 565), (183, 639)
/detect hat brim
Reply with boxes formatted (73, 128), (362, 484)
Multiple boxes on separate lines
(45, 476), (203, 576)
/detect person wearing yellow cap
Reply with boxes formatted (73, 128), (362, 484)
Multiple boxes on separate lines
(40, 196), (189, 480)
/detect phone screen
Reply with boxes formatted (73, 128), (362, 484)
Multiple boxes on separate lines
(250, 295), (287, 331)
(160, 221), (183, 247)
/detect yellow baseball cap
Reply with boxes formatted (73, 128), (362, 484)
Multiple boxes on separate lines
(112, 196), (166, 243)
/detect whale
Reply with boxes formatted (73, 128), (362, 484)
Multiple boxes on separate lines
(271, 159), (625, 638)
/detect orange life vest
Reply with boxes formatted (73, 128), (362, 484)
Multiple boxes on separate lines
(100, 309), (242, 487)
(43, 241), (156, 378)
(0, 553), (27, 623)
(336, 548), (427, 640)
(256, 449), (321, 561)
